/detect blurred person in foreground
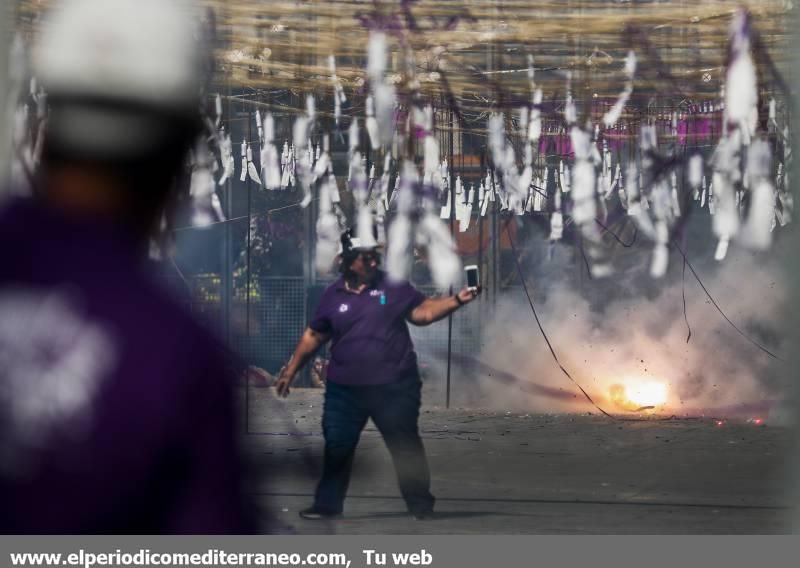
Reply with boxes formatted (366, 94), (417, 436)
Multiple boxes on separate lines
(275, 228), (480, 520)
(0, 0), (254, 533)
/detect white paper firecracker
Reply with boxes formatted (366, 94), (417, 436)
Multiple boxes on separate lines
(293, 113), (313, 207)
(210, 192), (225, 222)
(714, 237), (729, 261)
(190, 167), (216, 227)
(570, 126), (597, 227)
(367, 32), (387, 81)
(688, 154), (703, 189)
(214, 94), (222, 129)
(440, 188), (451, 220)
(618, 167), (627, 206)
(190, 142), (223, 227)
(329, 55), (346, 125)
(365, 95), (380, 150)
(650, 222), (669, 278)
(726, 10), (758, 143)
(458, 185), (474, 232)
(739, 139), (776, 250)
(217, 131), (234, 186)
(559, 161), (571, 193)
(315, 174), (341, 274)
(711, 133), (742, 259)
(419, 210), (462, 291)
(348, 119), (360, 166)
(329, 173), (341, 204)
(480, 193), (490, 217)
(246, 139), (262, 185)
(549, 212), (563, 242)
(386, 161), (418, 283)
(374, 82), (396, 148)
(517, 106), (529, 138)
(306, 95), (316, 124)
(378, 154), (392, 212)
(255, 111), (263, 144)
(262, 113), (281, 189)
(239, 141), (247, 182)
(625, 163), (656, 239)
(487, 114), (509, 172)
(529, 89), (543, 142)
(422, 106), (441, 192)
(603, 51), (636, 128)
(280, 143), (293, 189)
(670, 172), (681, 218)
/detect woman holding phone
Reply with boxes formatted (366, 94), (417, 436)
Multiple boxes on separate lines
(275, 228), (480, 520)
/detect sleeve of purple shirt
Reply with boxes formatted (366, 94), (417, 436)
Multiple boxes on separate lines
(403, 282), (427, 314)
(309, 291), (332, 334)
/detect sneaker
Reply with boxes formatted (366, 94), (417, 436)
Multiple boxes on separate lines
(299, 507), (341, 520)
(411, 510), (435, 520)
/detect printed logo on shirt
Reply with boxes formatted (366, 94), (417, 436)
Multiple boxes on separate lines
(369, 290), (387, 305)
(0, 288), (118, 468)
(338, 303), (349, 313)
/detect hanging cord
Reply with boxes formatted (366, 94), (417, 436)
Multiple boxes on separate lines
(504, 221), (614, 418)
(590, 217), (780, 359)
(172, 199), (316, 233)
(671, 240), (784, 362)
(682, 256), (692, 344)
(578, 235), (593, 281)
(594, 217), (637, 247)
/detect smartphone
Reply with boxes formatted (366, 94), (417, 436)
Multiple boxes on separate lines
(465, 265), (479, 291)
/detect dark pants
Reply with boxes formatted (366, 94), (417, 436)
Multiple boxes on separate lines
(314, 375), (435, 515)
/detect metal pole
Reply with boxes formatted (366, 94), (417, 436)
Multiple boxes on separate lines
(478, 154), (485, 299)
(245, 111), (252, 434)
(222, 101), (234, 350)
(491, 174), (499, 304)
(445, 107), (455, 409)
(787, 4), (800, 534)
(0, 0), (11, 187)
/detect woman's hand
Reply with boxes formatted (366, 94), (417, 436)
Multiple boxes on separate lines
(275, 368), (295, 398)
(455, 286), (482, 306)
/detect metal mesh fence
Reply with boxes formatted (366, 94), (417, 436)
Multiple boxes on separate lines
(233, 277), (307, 371)
(411, 287), (482, 369)
(177, 275), (483, 377)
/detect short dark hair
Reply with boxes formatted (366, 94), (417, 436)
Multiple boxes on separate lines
(41, 102), (200, 224)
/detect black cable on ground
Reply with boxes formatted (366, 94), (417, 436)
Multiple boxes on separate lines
(504, 216), (716, 423)
(504, 222), (614, 419)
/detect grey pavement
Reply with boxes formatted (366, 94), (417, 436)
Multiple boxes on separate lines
(241, 388), (792, 534)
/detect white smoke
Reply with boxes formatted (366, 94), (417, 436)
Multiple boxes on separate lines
(422, 244), (789, 420)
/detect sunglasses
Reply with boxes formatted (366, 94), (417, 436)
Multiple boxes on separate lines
(359, 251), (381, 263)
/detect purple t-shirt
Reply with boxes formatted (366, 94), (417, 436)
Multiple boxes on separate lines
(0, 197), (254, 534)
(310, 272), (426, 385)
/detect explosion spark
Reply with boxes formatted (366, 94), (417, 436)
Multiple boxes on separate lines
(609, 380), (668, 412)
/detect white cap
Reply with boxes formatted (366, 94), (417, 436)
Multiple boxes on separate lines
(33, 0), (204, 154)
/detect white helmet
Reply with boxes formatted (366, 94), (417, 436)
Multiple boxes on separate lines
(33, 0), (205, 156)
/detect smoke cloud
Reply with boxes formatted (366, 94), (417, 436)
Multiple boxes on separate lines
(422, 233), (790, 421)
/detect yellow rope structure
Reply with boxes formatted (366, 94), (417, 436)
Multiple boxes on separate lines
(14, 0), (791, 104)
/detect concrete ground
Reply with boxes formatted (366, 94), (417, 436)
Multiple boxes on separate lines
(241, 388), (793, 534)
